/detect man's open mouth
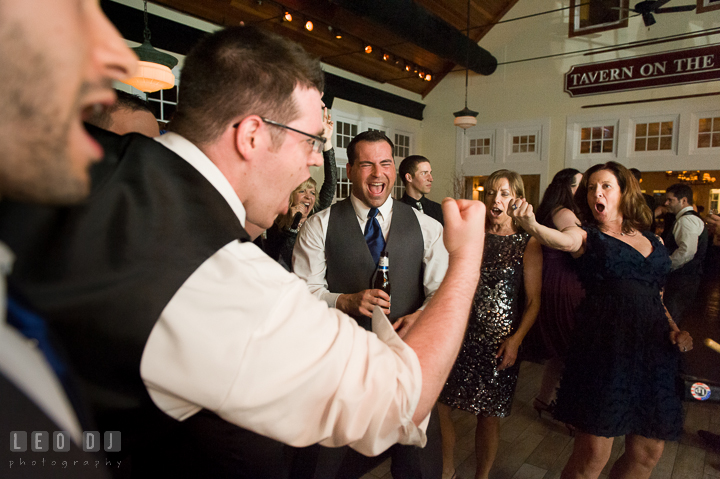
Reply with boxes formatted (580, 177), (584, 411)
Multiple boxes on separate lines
(368, 183), (385, 195)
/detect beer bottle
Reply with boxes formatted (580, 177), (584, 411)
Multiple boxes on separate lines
(372, 252), (391, 299)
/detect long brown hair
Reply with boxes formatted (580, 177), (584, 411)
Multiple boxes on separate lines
(574, 161), (652, 233)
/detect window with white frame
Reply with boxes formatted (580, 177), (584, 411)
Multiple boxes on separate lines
(634, 120), (674, 152)
(512, 134), (537, 154)
(697, 116), (720, 149)
(146, 85), (178, 123)
(569, 0), (629, 37)
(710, 189), (719, 213)
(469, 137), (492, 156)
(579, 124), (615, 155)
(394, 133), (411, 158)
(336, 121), (358, 149)
(335, 165), (352, 201)
(392, 173), (405, 199)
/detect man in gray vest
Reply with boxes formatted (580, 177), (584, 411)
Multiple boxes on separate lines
(661, 183), (708, 324)
(294, 130), (447, 478)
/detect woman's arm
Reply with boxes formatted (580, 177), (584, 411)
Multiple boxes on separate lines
(511, 199), (586, 256)
(496, 236), (542, 370)
(316, 148), (336, 212)
(316, 108), (336, 212)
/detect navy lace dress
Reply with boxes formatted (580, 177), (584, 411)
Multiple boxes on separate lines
(554, 226), (684, 440)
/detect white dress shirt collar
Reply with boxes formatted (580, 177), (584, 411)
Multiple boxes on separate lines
(155, 132), (247, 228)
(675, 205), (694, 220)
(350, 193), (393, 221)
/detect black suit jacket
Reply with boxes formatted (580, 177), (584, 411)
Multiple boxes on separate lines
(399, 193), (444, 226)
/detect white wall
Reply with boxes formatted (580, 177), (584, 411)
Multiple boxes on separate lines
(422, 0), (720, 199)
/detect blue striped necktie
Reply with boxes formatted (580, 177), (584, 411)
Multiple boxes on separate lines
(364, 207), (386, 265)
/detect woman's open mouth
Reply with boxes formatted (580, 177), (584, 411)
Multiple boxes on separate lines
(490, 207), (503, 217)
(595, 203), (605, 213)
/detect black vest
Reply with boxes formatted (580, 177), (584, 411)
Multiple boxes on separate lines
(325, 198), (425, 331)
(0, 127), (297, 478)
(661, 209), (709, 277)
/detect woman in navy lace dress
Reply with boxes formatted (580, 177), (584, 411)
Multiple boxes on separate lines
(511, 162), (693, 479)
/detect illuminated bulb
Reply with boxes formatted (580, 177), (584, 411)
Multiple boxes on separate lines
(365, 45), (372, 54)
(383, 53), (390, 61)
(405, 65), (411, 72)
(418, 72), (424, 79)
(305, 20), (313, 31)
(425, 74), (432, 81)
(283, 12), (292, 22)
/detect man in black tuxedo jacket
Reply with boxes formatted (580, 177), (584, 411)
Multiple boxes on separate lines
(1, 25), (487, 479)
(399, 155), (444, 226)
(0, 1), (136, 477)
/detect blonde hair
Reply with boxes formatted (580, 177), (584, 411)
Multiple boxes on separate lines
(275, 177), (317, 229)
(288, 177), (317, 210)
(485, 169), (525, 198)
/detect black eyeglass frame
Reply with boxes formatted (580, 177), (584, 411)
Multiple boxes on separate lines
(233, 117), (326, 153)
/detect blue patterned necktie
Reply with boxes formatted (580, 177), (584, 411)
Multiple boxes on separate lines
(364, 207), (386, 265)
(6, 296), (90, 428)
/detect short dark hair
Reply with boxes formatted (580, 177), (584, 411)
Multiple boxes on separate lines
(666, 183), (694, 205)
(575, 162), (651, 233)
(87, 90), (154, 130)
(169, 26), (324, 146)
(398, 155), (430, 185)
(346, 131), (394, 166)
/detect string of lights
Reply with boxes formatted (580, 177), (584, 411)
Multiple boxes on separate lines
(246, 0), (433, 82)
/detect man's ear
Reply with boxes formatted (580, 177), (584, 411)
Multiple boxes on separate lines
(234, 115), (263, 161)
(404, 172), (413, 184)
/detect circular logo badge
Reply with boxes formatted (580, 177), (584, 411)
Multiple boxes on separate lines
(691, 382), (711, 401)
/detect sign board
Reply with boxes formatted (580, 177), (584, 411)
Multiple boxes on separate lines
(564, 44), (720, 97)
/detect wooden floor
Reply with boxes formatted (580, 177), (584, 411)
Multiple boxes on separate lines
(361, 267), (720, 479)
(361, 361), (720, 479)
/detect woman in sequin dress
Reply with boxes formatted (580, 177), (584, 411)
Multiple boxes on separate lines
(438, 170), (542, 479)
(510, 162), (693, 479)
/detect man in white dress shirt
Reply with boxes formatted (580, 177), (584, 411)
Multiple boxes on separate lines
(293, 131), (448, 478)
(0, 26), (486, 478)
(662, 183), (708, 324)
(0, 0), (136, 476)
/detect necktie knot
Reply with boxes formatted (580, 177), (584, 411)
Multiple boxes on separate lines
(416, 201), (424, 213)
(367, 207), (379, 221)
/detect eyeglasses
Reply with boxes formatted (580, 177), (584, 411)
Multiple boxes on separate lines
(233, 117), (326, 154)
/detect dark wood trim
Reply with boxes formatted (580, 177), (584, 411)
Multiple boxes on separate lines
(582, 91), (720, 108)
(569, 0), (629, 38)
(584, 29), (720, 55)
(697, 0), (720, 13)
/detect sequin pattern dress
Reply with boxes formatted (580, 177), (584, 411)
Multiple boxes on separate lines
(439, 232), (531, 417)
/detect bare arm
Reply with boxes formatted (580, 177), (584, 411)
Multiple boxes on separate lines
(496, 236), (542, 370)
(402, 198), (486, 424)
(510, 199), (586, 256)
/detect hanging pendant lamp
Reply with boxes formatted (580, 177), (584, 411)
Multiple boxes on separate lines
(453, 0), (478, 129)
(121, 0), (178, 93)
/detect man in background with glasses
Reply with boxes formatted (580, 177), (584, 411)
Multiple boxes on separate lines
(1, 26), (486, 477)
